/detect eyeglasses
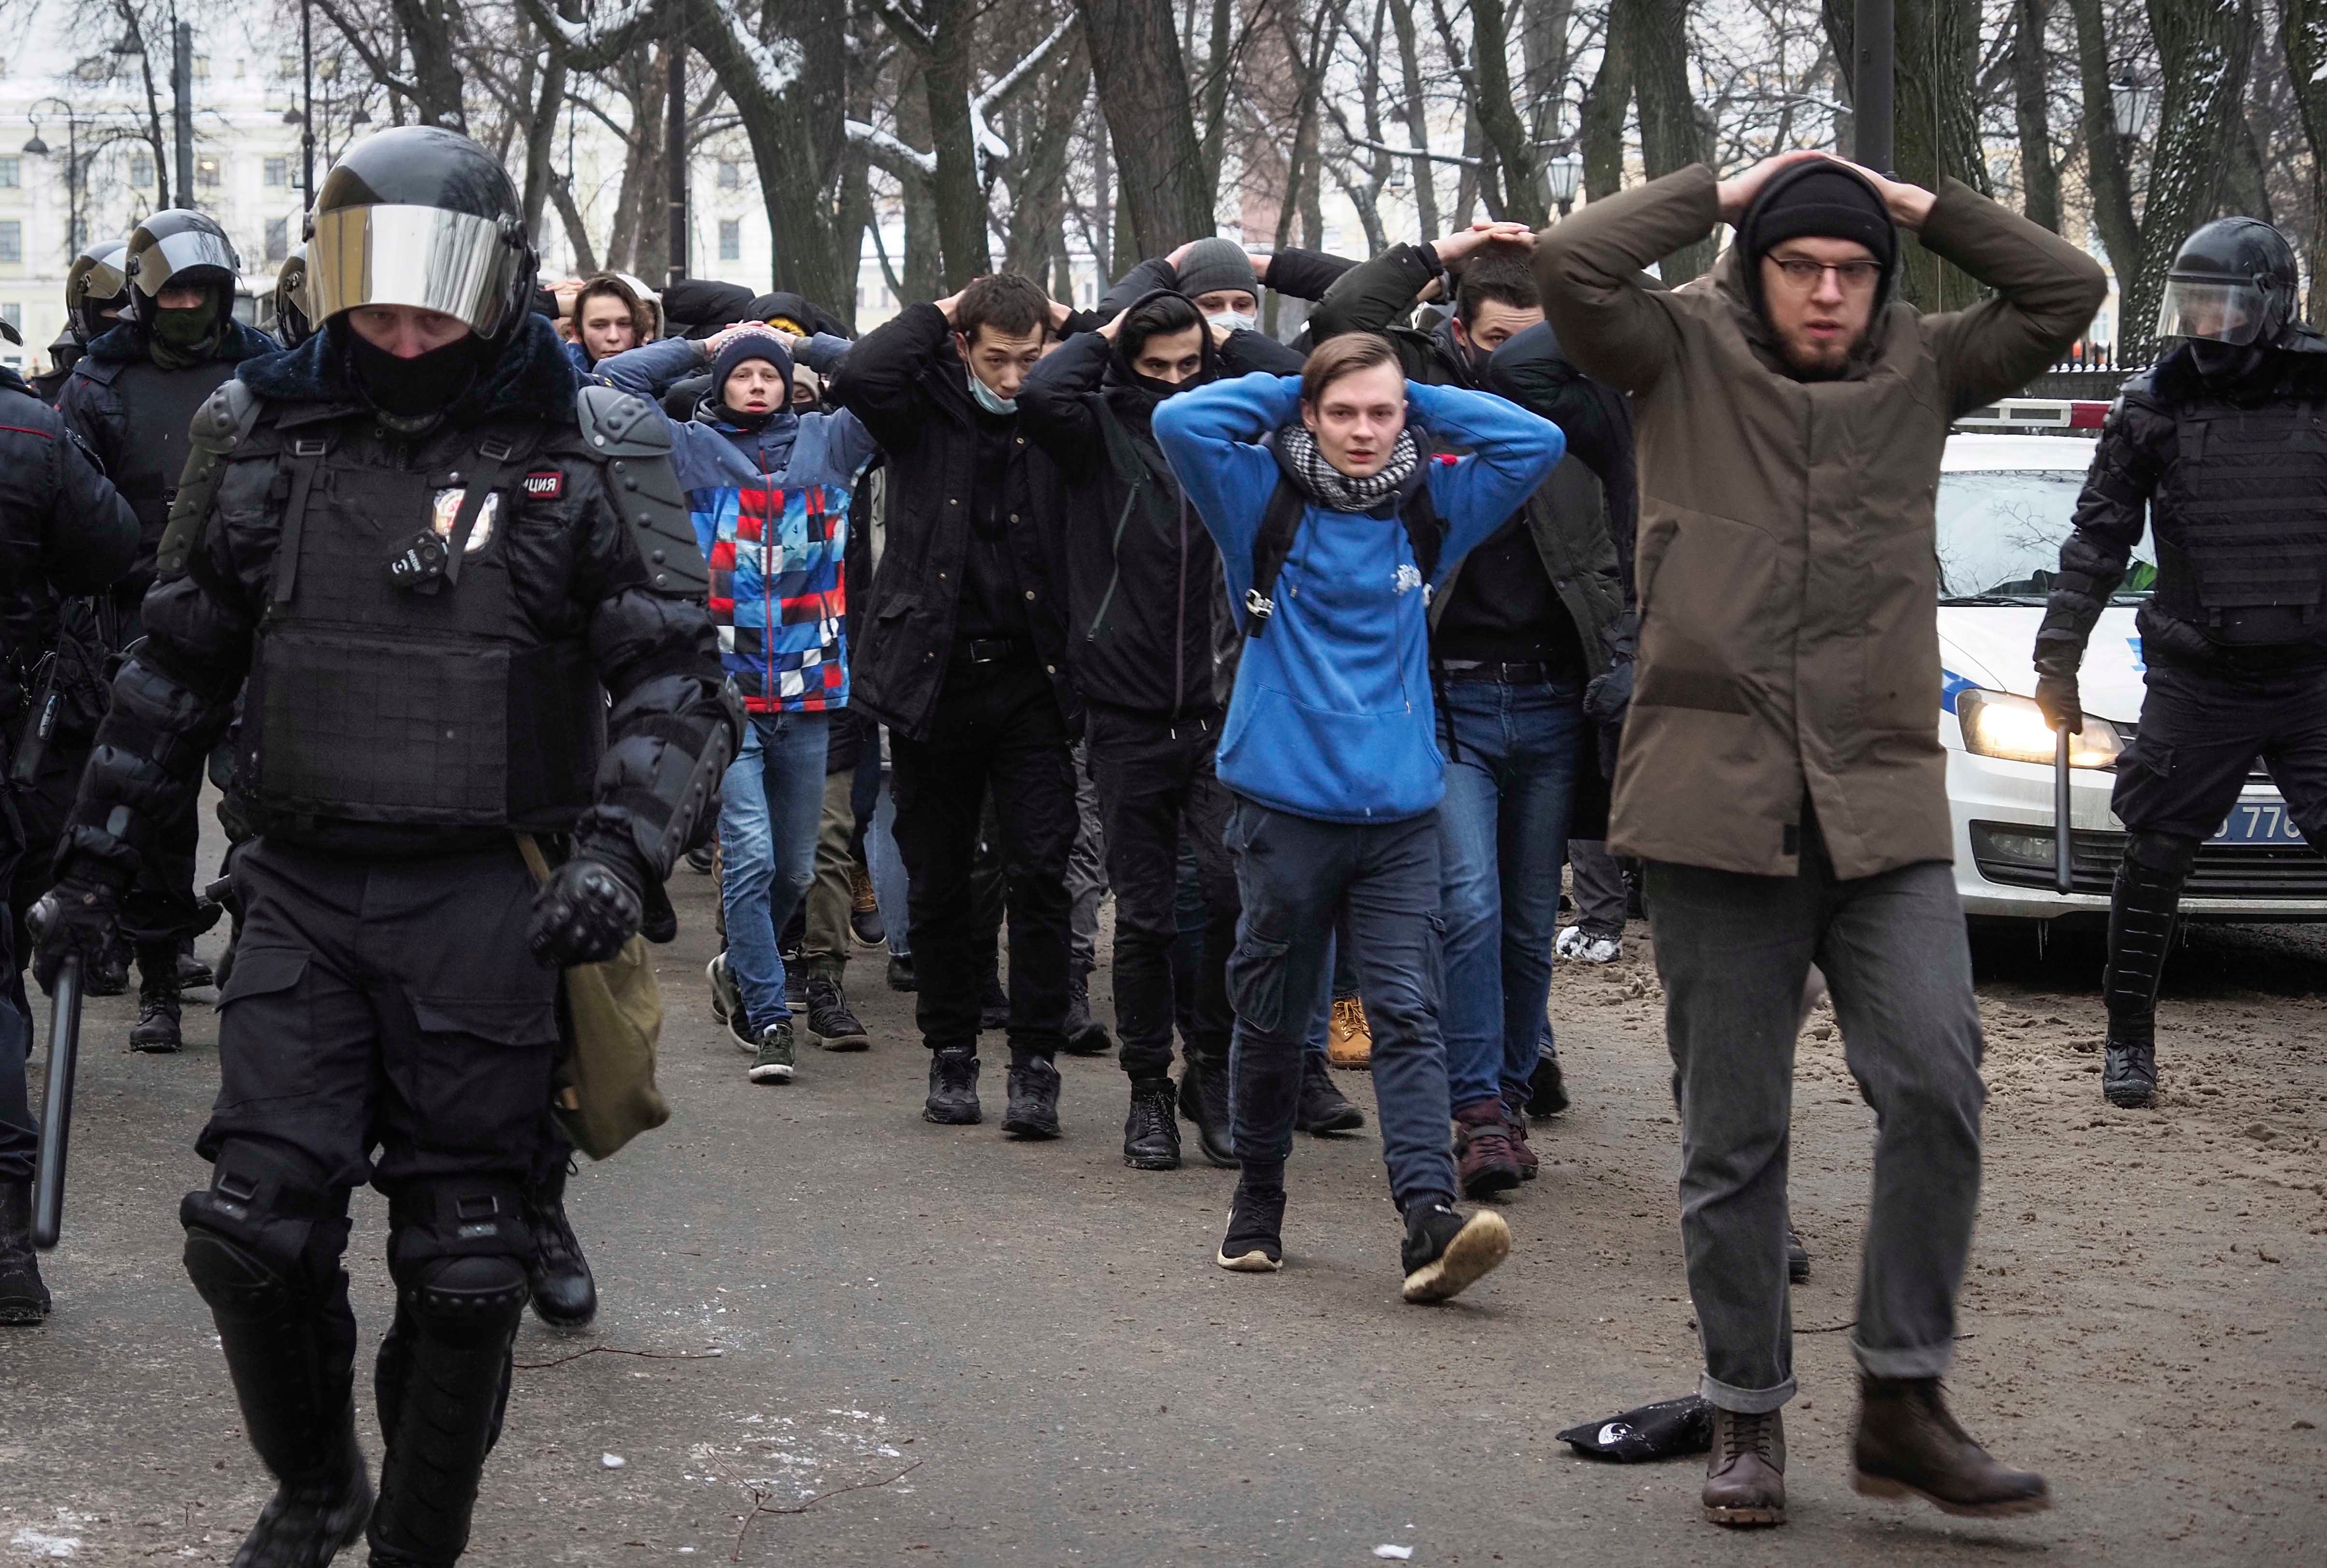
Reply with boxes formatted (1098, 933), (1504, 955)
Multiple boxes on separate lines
(1769, 257), (1882, 293)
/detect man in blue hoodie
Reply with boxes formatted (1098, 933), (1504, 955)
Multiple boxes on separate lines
(1153, 332), (1563, 1301)
(595, 321), (878, 1085)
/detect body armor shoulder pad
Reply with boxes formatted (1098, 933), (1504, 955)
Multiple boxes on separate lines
(573, 385), (707, 597)
(576, 384), (674, 457)
(157, 378), (263, 580)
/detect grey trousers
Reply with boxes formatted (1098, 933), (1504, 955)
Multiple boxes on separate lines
(1645, 824), (1986, 1413)
(1068, 741), (1107, 976)
(1566, 839), (1627, 938)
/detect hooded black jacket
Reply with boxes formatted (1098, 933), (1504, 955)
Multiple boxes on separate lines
(1017, 302), (1305, 719)
(0, 364), (141, 676)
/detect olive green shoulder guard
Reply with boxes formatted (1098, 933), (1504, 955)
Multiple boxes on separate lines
(575, 384), (708, 598)
(156, 379), (262, 581)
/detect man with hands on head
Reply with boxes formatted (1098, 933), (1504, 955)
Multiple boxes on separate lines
(1536, 146), (2104, 1529)
(830, 275), (1084, 1140)
(1102, 237), (1358, 340)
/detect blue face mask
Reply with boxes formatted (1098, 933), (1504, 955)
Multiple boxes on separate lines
(967, 369), (1017, 416)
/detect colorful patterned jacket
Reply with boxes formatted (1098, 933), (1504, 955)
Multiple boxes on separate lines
(596, 335), (876, 713)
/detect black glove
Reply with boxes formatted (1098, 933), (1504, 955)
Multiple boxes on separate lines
(527, 852), (643, 969)
(30, 873), (123, 996)
(1584, 657), (1635, 727)
(2033, 670), (2083, 736)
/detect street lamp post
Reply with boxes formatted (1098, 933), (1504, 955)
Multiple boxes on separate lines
(2109, 80), (2157, 141)
(1545, 153), (1583, 218)
(21, 98), (84, 262)
(171, 10), (193, 209)
(300, 0), (314, 197)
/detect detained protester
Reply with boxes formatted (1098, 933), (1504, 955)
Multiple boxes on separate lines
(1538, 150), (2103, 1525)
(1101, 237), (1357, 338)
(56, 210), (280, 1049)
(30, 239), (131, 402)
(562, 272), (653, 373)
(831, 275), (1084, 1138)
(595, 321), (877, 1083)
(1313, 231), (1633, 1197)
(0, 320), (141, 1325)
(30, 126), (734, 1562)
(1017, 289), (1307, 1170)
(2032, 218), (2327, 1110)
(1153, 333), (1564, 1300)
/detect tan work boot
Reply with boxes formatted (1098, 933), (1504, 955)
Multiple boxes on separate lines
(1851, 1375), (2051, 1517)
(1326, 996), (1372, 1068)
(1701, 1406), (1786, 1526)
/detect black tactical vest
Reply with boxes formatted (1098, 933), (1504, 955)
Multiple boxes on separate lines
(111, 357), (241, 546)
(2152, 393), (2327, 645)
(237, 416), (606, 831)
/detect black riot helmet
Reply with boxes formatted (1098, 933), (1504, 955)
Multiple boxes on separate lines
(64, 239), (130, 344)
(2155, 218), (2301, 350)
(306, 126), (536, 344)
(272, 244), (312, 348)
(124, 209), (241, 321)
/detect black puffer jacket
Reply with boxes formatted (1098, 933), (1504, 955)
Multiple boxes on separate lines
(1018, 302), (1305, 718)
(58, 314), (731, 881)
(828, 301), (1079, 741)
(0, 365), (141, 673)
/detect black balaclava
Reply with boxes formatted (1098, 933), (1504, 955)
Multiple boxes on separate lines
(146, 284), (227, 371)
(2188, 339), (2268, 386)
(1114, 289), (1219, 404)
(341, 321), (494, 420)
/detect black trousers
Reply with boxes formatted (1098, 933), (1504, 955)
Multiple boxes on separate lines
(2112, 660), (2327, 842)
(1086, 705), (1237, 1082)
(889, 657), (1076, 1061)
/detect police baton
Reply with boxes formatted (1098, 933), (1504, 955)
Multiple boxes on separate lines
(2052, 727), (2075, 897)
(28, 901), (84, 1252)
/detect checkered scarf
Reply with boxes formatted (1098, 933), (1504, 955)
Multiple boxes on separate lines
(1278, 423), (1420, 512)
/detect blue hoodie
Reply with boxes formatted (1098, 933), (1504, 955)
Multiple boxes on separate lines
(595, 333), (877, 712)
(1153, 373), (1562, 823)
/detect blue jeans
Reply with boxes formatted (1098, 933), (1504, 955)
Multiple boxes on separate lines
(1435, 678), (1584, 1110)
(1224, 798), (1454, 1213)
(867, 768), (911, 960)
(720, 711), (830, 1031)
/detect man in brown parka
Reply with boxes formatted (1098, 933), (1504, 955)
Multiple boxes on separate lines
(1536, 152), (2106, 1528)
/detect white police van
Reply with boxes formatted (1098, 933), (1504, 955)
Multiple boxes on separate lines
(1937, 403), (2323, 924)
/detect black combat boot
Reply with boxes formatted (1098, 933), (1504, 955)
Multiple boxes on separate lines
(86, 936), (130, 998)
(1296, 1051), (1364, 1134)
(130, 941), (183, 1053)
(523, 1160), (597, 1330)
(1178, 1055), (1237, 1169)
(1001, 1057), (1063, 1140)
(369, 1259), (527, 1567)
(924, 1048), (981, 1125)
(2100, 841), (2189, 1109)
(0, 1180), (51, 1325)
(1122, 1077), (1181, 1170)
(1062, 969), (1113, 1056)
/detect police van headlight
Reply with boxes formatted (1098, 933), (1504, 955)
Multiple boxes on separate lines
(1957, 689), (2123, 769)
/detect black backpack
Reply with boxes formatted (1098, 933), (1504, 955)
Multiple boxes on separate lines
(1241, 467), (1446, 639)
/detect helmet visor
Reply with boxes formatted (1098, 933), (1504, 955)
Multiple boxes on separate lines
(309, 203), (516, 337)
(129, 227), (240, 298)
(2155, 276), (2266, 347)
(69, 255), (129, 304)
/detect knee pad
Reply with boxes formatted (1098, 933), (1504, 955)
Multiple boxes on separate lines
(2125, 830), (2199, 882)
(387, 1174), (532, 1342)
(401, 1254), (529, 1349)
(181, 1141), (349, 1316)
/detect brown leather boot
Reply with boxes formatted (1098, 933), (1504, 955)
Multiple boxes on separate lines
(1851, 1375), (2050, 1517)
(1701, 1405), (1785, 1525)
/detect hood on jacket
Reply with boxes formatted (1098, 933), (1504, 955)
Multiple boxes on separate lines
(239, 311), (584, 426)
(744, 291), (851, 340)
(85, 316), (280, 368)
(1104, 287), (1226, 413)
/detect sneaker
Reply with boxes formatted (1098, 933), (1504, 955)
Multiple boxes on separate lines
(2102, 1035), (2156, 1107)
(129, 976), (183, 1054)
(1399, 1202), (1511, 1303)
(1851, 1375), (2049, 1518)
(1556, 926), (1622, 964)
(1500, 1095), (1539, 1180)
(1178, 1060), (1237, 1169)
(850, 864), (885, 947)
(1326, 995), (1372, 1068)
(708, 953), (753, 1051)
(980, 966), (1009, 1033)
(1702, 1406), (1787, 1526)
(1062, 971), (1114, 1056)
(1122, 1078), (1181, 1170)
(1454, 1099), (1523, 1198)
(1787, 1227), (1810, 1284)
(1001, 1057), (1063, 1139)
(1527, 1049), (1570, 1117)
(887, 952), (917, 993)
(1215, 1183), (1286, 1272)
(1296, 1052), (1365, 1134)
(748, 1022), (797, 1083)
(924, 1047), (981, 1124)
(783, 956), (808, 1016)
(803, 971), (871, 1052)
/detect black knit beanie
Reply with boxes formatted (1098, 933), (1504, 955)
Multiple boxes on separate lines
(1739, 160), (1897, 285)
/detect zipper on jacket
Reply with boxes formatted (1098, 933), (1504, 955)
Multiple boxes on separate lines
(1172, 488), (1187, 722)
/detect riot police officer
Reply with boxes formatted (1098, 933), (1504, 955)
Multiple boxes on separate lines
(56, 210), (280, 1051)
(31, 126), (735, 1565)
(29, 239), (131, 402)
(2032, 217), (2327, 1109)
(0, 315), (139, 1324)
(271, 244), (313, 349)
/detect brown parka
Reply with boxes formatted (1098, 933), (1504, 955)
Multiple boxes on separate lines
(1534, 165), (2107, 880)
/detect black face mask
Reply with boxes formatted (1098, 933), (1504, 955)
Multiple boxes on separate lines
(344, 327), (489, 418)
(2189, 339), (2266, 385)
(1131, 372), (1200, 400)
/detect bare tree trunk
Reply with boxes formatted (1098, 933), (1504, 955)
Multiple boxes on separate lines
(1431, 0), (1547, 225)
(2281, 0), (2327, 323)
(2063, 0), (2139, 302)
(606, 51), (669, 278)
(2010, 0), (2059, 231)
(897, 58), (945, 302)
(549, 173), (600, 275)
(387, 0), (467, 128)
(1580, 0), (1634, 202)
(2123, 0), (2256, 358)
(921, 0), (991, 287)
(1199, 0), (1236, 195)
(1076, 0), (1214, 254)
(520, 4), (576, 244)
(1385, 0), (1440, 235)
(1000, 44), (1092, 277)
(1892, 0), (1987, 309)
(1633, 0), (1710, 279)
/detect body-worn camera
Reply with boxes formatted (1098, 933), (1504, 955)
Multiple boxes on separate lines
(386, 530), (450, 592)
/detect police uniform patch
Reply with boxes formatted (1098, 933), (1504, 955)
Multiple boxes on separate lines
(428, 487), (500, 552)
(524, 470), (565, 499)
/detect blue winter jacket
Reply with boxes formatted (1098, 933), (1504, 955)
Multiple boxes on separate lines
(596, 334), (877, 712)
(1153, 373), (1563, 823)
